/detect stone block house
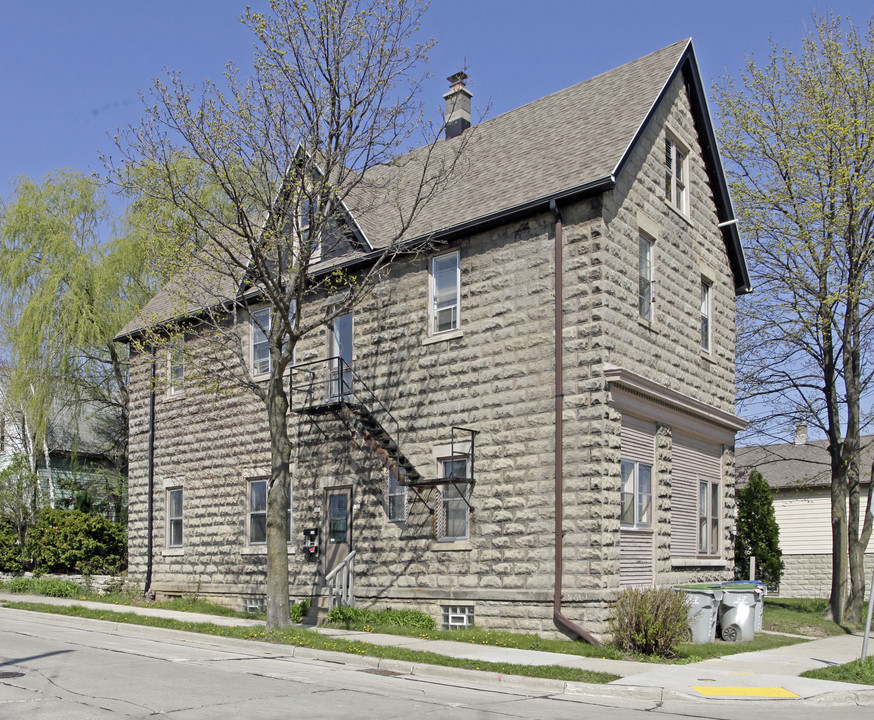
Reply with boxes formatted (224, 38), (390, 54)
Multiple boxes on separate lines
(117, 39), (749, 639)
(737, 431), (873, 597)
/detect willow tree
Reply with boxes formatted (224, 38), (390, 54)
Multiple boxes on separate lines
(716, 15), (874, 622)
(0, 171), (153, 515)
(110, 0), (467, 629)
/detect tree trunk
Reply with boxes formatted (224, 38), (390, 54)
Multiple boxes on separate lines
(42, 435), (54, 509)
(265, 372), (292, 630)
(829, 465), (848, 623)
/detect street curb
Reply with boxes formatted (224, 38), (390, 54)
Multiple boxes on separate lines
(2, 603), (871, 706)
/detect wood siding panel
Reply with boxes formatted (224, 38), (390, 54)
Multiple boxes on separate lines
(620, 529), (654, 585)
(621, 415), (656, 465)
(672, 432), (721, 558)
(773, 489), (834, 555)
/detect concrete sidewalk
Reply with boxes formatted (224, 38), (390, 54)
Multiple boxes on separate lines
(2, 592), (872, 704)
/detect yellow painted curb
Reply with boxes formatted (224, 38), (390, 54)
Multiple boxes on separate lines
(691, 686), (799, 698)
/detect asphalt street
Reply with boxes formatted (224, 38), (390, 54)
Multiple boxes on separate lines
(1, 607), (872, 720)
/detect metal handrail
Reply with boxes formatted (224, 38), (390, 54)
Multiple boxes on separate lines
(325, 549), (357, 611)
(290, 356), (404, 468)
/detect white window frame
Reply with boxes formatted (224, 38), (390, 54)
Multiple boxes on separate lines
(638, 235), (653, 323)
(300, 196), (321, 264)
(168, 336), (185, 395)
(700, 280), (711, 352)
(386, 467), (407, 523)
(251, 306), (271, 377)
(247, 478), (292, 545)
(620, 459), (652, 528)
(167, 487), (183, 548)
(438, 457), (470, 541)
(430, 250), (460, 335)
(699, 479), (720, 555)
(665, 134), (688, 214)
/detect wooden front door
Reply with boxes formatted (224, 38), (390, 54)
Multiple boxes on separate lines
(325, 487), (352, 571)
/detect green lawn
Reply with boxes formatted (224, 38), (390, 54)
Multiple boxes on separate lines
(801, 657), (874, 685)
(763, 597), (862, 637)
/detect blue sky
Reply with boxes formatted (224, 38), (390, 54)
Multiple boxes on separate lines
(1, 0), (871, 203)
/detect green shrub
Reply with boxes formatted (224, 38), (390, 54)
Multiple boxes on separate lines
(326, 605), (436, 630)
(735, 470), (784, 587)
(289, 598), (311, 623)
(608, 587), (690, 657)
(24, 509), (127, 575)
(0, 520), (25, 573)
(1, 576), (81, 597)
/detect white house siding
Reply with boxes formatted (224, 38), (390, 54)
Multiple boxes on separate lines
(772, 489), (874, 597)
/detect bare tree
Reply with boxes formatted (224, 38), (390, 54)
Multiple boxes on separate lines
(716, 14), (874, 622)
(111, 0), (468, 628)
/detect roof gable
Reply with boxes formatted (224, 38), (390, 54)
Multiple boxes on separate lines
(118, 39), (749, 339)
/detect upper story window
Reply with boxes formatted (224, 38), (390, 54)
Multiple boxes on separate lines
(665, 135), (688, 214)
(167, 487), (183, 547)
(430, 251), (460, 334)
(251, 307), (271, 376)
(620, 459), (651, 528)
(300, 196), (321, 263)
(700, 280), (712, 352)
(168, 336), (185, 395)
(638, 235), (653, 322)
(248, 478), (291, 544)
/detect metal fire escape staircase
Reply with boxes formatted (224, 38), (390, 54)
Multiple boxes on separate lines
(290, 357), (477, 509)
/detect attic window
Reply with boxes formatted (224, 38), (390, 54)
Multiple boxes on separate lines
(665, 135), (688, 215)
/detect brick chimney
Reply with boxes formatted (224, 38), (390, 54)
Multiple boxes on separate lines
(444, 72), (472, 139)
(795, 424), (808, 445)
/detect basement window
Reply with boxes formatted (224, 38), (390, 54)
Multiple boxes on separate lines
(442, 605), (474, 630)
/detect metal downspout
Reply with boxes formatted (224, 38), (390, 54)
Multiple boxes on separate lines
(551, 199), (600, 646)
(144, 345), (156, 596)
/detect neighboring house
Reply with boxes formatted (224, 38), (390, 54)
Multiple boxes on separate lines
(737, 430), (874, 598)
(117, 39), (749, 639)
(0, 371), (121, 520)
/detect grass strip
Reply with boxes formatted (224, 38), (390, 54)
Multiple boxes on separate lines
(3, 602), (620, 685)
(801, 657), (874, 686)
(323, 621), (806, 663)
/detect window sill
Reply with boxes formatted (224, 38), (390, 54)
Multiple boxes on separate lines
(165, 390), (185, 401)
(700, 349), (716, 364)
(620, 525), (654, 533)
(430, 540), (472, 552)
(637, 317), (658, 333)
(241, 544), (296, 556)
(664, 198), (694, 227)
(162, 548), (184, 557)
(671, 557), (725, 568)
(423, 330), (463, 346)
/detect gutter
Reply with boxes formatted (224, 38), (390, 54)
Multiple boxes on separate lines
(144, 345), (156, 596)
(550, 199), (601, 646)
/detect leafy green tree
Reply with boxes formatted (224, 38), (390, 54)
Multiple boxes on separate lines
(735, 471), (784, 587)
(716, 14), (874, 622)
(0, 170), (156, 513)
(110, 0), (467, 629)
(0, 454), (41, 564)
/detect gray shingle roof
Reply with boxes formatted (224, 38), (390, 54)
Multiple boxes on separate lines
(119, 39), (745, 339)
(736, 436), (874, 489)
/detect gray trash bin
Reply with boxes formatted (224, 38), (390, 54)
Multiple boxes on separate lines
(721, 581), (766, 633)
(674, 585), (722, 643)
(718, 586), (758, 642)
